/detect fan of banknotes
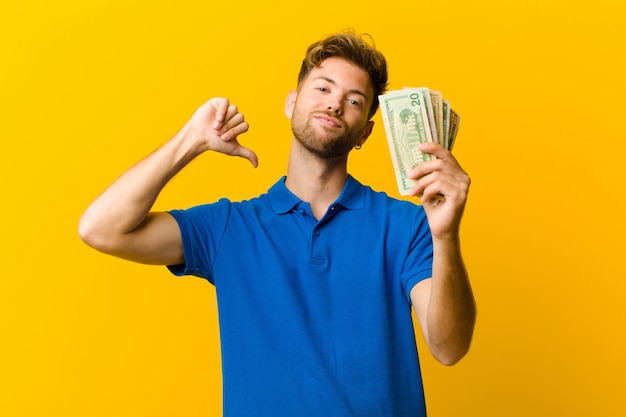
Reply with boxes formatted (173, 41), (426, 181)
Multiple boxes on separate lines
(378, 87), (460, 196)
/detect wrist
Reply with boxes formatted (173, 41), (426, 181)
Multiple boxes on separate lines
(175, 123), (211, 157)
(431, 232), (461, 251)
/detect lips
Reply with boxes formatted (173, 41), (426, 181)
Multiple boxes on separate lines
(314, 113), (342, 128)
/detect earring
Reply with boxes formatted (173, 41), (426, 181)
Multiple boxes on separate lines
(355, 144), (362, 150)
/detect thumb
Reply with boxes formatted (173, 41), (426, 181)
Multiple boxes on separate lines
(233, 144), (258, 168)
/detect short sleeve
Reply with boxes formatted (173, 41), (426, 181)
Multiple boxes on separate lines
(400, 207), (433, 302)
(166, 198), (232, 284)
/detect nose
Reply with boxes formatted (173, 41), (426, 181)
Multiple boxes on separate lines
(327, 97), (343, 115)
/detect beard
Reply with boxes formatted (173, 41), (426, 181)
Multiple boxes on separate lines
(291, 111), (364, 159)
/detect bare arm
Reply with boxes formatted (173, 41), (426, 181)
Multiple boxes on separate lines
(78, 98), (256, 265)
(408, 142), (476, 366)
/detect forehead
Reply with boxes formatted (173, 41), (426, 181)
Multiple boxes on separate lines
(303, 57), (374, 98)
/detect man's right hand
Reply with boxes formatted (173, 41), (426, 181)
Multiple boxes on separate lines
(79, 97), (257, 265)
(185, 97), (258, 167)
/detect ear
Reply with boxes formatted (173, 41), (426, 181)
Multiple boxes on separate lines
(357, 120), (375, 147)
(284, 90), (297, 119)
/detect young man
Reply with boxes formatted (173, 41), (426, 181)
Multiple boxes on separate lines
(79, 30), (476, 417)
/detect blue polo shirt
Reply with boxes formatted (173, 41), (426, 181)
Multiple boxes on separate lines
(168, 175), (433, 417)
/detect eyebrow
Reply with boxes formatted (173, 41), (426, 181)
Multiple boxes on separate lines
(314, 76), (368, 100)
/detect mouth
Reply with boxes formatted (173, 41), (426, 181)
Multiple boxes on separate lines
(313, 113), (343, 129)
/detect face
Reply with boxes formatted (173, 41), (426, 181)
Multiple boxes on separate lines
(285, 57), (375, 159)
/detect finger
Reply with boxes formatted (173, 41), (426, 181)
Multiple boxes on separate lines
(418, 141), (446, 157)
(220, 119), (249, 141)
(215, 104), (244, 136)
(211, 97), (230, 129)
(219, 106), (243, 132)
(409, 175), (435, 199)
(407, 186), (444, 208)
(230, 142), (259, 168)
(422, 175), (469, 206)
(410, 168), (450, 197)
(419, 180), (445, 203)
(408, 158), (442, 180)
(223, 104), (239, 123)
(419, 142), (463, 168)
(409, 149), (465, 181)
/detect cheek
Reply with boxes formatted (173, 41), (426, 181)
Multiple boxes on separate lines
(346, 112), (367, 130)
(293, 99), (318, 121)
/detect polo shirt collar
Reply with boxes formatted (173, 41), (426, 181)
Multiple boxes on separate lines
(268, 175), (365, 214)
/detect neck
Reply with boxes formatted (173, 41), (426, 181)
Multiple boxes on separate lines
(285, 137), (349, 219)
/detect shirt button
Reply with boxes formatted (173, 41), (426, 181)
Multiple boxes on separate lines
(314, 230), (320, 236)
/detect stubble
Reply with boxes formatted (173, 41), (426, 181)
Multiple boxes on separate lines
(291, 111), (364, 159)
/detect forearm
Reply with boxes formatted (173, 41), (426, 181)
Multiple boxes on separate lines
(426, 235), (476, 365)
(78, 125), (201, 250)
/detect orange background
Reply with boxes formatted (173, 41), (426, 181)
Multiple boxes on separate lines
(2, 0), (625, 415)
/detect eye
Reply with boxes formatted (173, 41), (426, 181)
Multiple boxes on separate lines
(347, 98), (362, 107)
(317, 87), (327, 93)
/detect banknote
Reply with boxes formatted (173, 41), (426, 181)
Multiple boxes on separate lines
(379, 88), (436, 195)
(379, 87), (460, 196)
(442, 99), (451, 149)
(448, 108), (460, 150)
(403, 87), (439, 144)
(429, 90), (444, 147)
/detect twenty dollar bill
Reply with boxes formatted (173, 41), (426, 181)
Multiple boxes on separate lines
(379, 88), (436, 195)
(379, 87), (460, 196)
